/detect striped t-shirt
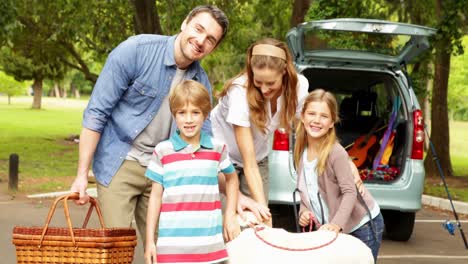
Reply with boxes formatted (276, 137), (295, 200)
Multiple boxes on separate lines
(145, 131), (235, 264)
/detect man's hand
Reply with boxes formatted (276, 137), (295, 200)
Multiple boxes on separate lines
(237, 192), (271, 224)
(70, 176), (90, 205)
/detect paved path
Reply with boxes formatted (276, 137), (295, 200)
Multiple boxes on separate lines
(3, 191), (468, 264)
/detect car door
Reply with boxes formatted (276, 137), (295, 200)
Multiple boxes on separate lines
(286, 18), (436, 69)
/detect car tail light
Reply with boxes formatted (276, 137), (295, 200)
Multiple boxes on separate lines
(272, 129), (289, 151)
(411, 110), (424, 159)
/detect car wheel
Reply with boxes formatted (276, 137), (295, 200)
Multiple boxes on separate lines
(382, 210), (415, 241)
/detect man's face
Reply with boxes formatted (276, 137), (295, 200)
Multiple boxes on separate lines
(178, 12), (223, 63)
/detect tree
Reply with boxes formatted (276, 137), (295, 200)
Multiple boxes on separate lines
(131, 0), (163, 34)
(0, 0), (136, 107)
(291, 0), (312, 27)
(0, 71), (28, 104)
(448, 36), (468, 121)
(0, 1), (70, 109)
(424, 0), (466, 178)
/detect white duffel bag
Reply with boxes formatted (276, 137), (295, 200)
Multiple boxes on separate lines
(226, 225), (374, 264)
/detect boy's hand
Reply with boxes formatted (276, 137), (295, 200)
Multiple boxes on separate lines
(223, 212), (241, 242)
(144, 242), (157, 264)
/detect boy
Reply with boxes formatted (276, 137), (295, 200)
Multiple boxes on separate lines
(145, 80), (240, 264)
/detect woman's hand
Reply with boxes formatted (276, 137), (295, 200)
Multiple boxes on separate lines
(237, 192), (271, 223)
(349, 160), (365, 196)
(318, 223), (341, 234)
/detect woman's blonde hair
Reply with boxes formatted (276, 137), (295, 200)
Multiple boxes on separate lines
(169, 80), (212, 118)
(218, 38), (298, 133)
(294, 89), (340, 176)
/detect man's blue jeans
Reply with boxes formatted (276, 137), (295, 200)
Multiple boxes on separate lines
(350, 213), (384, 263)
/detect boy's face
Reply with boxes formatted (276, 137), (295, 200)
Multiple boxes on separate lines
(175, 102), (205, 145)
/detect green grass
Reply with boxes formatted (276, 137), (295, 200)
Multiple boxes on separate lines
(423, 120), (468, 202)
(0, 96), (86, 193)
(449, 121), (468, 177)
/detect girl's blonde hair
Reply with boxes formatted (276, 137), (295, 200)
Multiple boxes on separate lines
(218, 38), (298, 133)
(169, 80), (212, 118)
(294, 89), (340, 176)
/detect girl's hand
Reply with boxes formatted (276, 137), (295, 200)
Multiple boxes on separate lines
(299, 210), (313, 227)
(144, 242), (157, 264)
(318, 223), (341, 234)
(223, 213), (241, 242)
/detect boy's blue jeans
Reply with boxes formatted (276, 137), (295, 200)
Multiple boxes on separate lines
(350, 213), (384, 263)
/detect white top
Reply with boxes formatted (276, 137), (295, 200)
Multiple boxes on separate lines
(211, 73), (309, 166)
(303, 151), (329, 224)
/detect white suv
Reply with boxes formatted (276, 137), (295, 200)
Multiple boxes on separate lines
(268, 18), (435, 241)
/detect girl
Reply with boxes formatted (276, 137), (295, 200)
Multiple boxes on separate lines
(211, 38), (309, 217)
(295, 89), (384, 262)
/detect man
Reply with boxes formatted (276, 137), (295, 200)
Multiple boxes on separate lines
(70, 5), (230, 245)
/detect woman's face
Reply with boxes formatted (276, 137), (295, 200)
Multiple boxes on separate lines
(252, 67), (284, 100)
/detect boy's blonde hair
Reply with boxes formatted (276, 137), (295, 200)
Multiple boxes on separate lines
(169, 80), (212, 118)
(294, 89), (340, 176)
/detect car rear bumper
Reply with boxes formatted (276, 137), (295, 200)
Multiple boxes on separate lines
(268, 150), (425, 212)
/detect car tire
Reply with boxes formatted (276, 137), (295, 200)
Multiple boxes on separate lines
(382, 210), (415, 241)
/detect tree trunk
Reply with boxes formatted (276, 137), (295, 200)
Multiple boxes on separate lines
(62, 84), (67, 98)
(8, 95), (11, 105)
(71, 83), (80, 99)
(54, 83), (60, 98)
(131, 0), (162, 34)
(424, 43), (453, 178)
(291, 0), (312, 27)
(424, 0), (454, 178)
(423, 63), (432, 150)
(31, 77), (43, 109)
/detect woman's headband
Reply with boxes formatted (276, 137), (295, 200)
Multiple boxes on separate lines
(251, 44), (286, 61)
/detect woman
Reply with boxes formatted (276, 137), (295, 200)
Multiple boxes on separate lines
(211, 38), (309, 221)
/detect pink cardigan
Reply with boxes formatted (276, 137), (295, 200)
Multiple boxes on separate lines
(297, 143), (377, 233)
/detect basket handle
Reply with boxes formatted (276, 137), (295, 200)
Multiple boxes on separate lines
(38, 192), (105, 248)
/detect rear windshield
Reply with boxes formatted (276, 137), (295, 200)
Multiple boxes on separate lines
(303, 28), (411, 56)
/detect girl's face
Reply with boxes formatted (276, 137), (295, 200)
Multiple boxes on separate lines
(174, 102), (205, 145)
(301, 101), (335, 141)
(252, 67), (284, 100)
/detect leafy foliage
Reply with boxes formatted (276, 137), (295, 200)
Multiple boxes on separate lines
(0, 71), (29, 99)
(449, 36), (468, 120)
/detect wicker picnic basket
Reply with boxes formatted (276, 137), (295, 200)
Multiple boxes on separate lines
(12, 193), (137, 263)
